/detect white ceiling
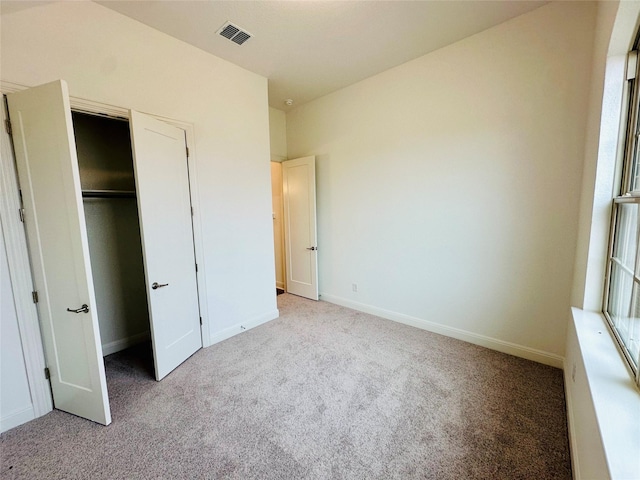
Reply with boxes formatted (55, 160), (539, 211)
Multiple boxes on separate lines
(3, 1), (549, 111)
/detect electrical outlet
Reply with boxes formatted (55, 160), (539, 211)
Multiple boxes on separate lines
(352, 283), (358, 292)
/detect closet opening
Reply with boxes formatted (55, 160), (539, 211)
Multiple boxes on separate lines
(72, 110), (153, 379)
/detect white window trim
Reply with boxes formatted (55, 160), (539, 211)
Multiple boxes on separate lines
(570, 2), (640, 479)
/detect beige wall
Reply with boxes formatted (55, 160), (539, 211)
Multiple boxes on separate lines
(1, 1), (277, 343)
(269, 107), (287, 161)
(287, 1), (597, 362)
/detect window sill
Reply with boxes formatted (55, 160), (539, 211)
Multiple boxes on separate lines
(569, 308), (640, 479)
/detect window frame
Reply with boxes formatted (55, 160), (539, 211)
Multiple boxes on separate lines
(603, 46), (640, 387)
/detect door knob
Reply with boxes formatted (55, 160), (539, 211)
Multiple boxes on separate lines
(67, 304), (89, 313)
(152, 282), (169, 290)
(306, 246), (317, 251)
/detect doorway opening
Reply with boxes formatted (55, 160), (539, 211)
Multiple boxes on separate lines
(73, 110), (153, 378)
(271, 156), (319, 301)
(271, 161), (286, 295)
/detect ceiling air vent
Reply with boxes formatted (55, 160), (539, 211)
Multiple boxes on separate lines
(217, 22), (252, 46)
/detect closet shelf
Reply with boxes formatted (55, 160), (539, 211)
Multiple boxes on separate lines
(82, 189), (136, 198)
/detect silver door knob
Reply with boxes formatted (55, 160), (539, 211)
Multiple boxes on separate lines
(67, 304), (89, 313)
(152, 282), (169, 290)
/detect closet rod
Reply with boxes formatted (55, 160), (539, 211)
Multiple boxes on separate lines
(82, 190), (136, 199)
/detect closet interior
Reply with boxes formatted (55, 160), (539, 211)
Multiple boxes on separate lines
(72, 111), (152, 370)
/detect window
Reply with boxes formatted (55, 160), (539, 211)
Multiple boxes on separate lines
(604, 46), (640, 386)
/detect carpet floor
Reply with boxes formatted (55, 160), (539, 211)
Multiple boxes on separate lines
(1, 294), (571, 479)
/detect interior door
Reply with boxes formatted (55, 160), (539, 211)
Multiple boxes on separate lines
(282, 156), (318, 300)
(6, 80), (111, 425)
(129, 111), (202, 380)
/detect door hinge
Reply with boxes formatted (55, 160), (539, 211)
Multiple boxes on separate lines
(4, 119), (12, 135)
(32, 291), (39, 303)
(44, 367), (50, 380)
(199, 316), (203, 325)
(195, 263), (198, 272)
(191, 207), (194, 216)
(18, 208), (25, 223)
(186, 146), (189, 158)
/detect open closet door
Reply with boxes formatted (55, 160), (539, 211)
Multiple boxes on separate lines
(129, 111), (202, 380)
(283, 156), (318, 300)
(6, 80), (111, 425)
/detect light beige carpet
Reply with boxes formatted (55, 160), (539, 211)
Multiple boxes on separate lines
(0, 293), (571, 479)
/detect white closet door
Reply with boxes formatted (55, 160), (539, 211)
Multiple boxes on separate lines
(283, 156), (319, 300)
(129, 110), (201, 380)
(7, 80), (111, 425)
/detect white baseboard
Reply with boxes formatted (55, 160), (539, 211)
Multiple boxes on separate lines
(276, 281), (285, 290)
(209, 309), (280, 345)
(102, 331), (150, 356)
(0, 404), (35, 433)
(320, 293), (564, 368)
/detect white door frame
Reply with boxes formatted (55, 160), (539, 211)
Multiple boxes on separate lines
(1, 81), (211, 421)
